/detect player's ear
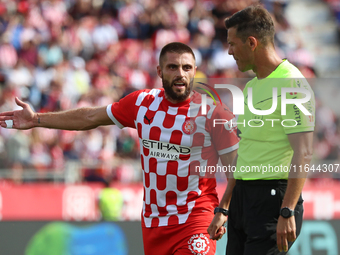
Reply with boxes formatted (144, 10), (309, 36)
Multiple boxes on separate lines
(157, 65), (162, 78)
(248, 36), (258, 51)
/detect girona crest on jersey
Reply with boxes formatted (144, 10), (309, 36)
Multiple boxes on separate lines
(182, 119), (197, 135)
(188, 233), (210, 255)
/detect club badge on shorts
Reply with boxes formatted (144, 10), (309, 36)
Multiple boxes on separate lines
(188, 233), (210, 255)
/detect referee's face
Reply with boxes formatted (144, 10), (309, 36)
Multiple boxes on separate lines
(157, 52), (197, 104)
(227, 27), (254, 72)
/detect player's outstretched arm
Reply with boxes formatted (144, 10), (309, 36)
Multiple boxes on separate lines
(0, 97), (113, 130)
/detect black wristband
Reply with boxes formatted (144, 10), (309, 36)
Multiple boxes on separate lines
(214, 207), (228, 216)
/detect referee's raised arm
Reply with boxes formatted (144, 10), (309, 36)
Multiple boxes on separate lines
(0, 97), (113, 131)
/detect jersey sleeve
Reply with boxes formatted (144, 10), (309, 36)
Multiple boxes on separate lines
(106, 90), (144, 129)
(210, 103), (239, 155)
(281, 78), (315, 134)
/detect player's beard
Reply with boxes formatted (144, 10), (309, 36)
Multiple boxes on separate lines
(162, 77), (193, 102)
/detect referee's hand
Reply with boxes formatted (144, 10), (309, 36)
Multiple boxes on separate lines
(276, 216), (296, 252)
(207, 213), (227, 240)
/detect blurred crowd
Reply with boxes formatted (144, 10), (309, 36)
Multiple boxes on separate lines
(323, 0), (340, 39)
(0, 0), (338, 184)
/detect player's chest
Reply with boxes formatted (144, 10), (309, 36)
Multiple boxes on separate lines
(137, 104), (193, 137)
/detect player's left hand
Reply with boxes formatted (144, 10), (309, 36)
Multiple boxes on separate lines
(276, 216), (296, 252)
(207, 213), (227, 240)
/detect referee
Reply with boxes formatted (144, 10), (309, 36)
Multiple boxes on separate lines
(208, 5), (315, 255)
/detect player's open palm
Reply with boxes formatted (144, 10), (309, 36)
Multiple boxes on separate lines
(0, 97), (36, 130)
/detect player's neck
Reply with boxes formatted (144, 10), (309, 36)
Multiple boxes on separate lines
(253, 48), (283, 79)
(164, 91), (193, 105)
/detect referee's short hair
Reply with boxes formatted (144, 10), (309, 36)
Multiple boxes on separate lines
(224, 5), (275, 46)
(159, 42), (195, 67)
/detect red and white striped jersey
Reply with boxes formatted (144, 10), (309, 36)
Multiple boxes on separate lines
(107, 89), (239, 228)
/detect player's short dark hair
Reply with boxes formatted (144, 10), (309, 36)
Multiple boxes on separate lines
(159, 42), (195, 66)
(224, 5), (275, 46)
